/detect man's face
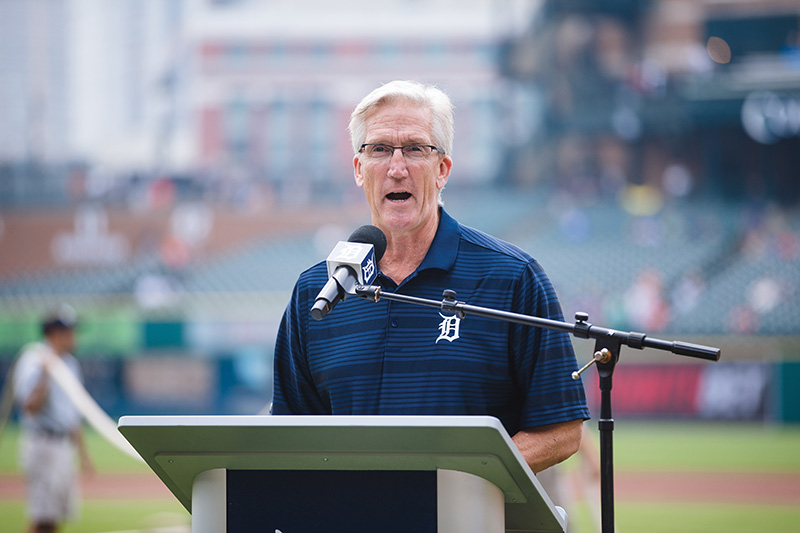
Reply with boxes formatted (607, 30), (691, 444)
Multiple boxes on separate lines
(51, 328), (75, 355)
(353, 101), (452, 236)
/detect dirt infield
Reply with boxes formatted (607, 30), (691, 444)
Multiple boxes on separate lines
(1, 470), (798, 505)
(614, 471), (800, 506)
(0, 473), (173, 501)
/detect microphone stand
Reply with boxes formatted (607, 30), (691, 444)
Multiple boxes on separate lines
(354, 285), (721, 533)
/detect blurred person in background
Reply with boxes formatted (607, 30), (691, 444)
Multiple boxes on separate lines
(273, 80), (589, 474)
(13, 306), (93, 533)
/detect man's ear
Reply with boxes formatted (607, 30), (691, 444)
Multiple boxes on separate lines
(353, 155), (364, 188)
(436, 155), (453, 190)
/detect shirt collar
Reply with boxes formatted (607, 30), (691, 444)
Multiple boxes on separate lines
(416, 207), (460, 273)
(377, 207), (460, 289)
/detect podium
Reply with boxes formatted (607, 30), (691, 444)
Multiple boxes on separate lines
(118, 415), (567, 533)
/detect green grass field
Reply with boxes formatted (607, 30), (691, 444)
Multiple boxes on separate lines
(0, 501), (188, 533)
(1, 421), (799, 532)
(565, 421), (800, 533)
(612, 421), (800, 473)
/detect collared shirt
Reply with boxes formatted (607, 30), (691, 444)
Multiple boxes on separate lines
(272, 209), (590, 435)
(14, 342), (83, 435)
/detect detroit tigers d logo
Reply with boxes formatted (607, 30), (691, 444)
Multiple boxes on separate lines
(436, 313), (461, 343)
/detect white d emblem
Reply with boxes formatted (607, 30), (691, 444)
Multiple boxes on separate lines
(436, 313), (461, 343)
(362, 257), (375, 281)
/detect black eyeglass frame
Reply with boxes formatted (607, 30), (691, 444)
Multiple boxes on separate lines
(358, 143), (446, 158)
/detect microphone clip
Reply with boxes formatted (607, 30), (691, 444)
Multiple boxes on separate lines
(441, 290), (466, 319)
(356, 284), (382, 303)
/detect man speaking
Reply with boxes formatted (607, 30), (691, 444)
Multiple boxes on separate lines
(272, 80), (589, 473)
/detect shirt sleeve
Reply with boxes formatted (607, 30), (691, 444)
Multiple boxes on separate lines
(271, 276), (329, 415)
(510, 259), (591, 429)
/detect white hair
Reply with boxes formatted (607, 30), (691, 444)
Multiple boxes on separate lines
(348, 80), (454, 156)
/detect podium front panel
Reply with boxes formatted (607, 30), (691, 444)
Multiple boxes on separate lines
(227, 470), (436, 532)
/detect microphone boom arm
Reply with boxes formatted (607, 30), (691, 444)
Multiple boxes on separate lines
(354, 285), (720, 361)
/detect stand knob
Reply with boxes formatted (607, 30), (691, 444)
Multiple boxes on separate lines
(572, 348), (613, 380)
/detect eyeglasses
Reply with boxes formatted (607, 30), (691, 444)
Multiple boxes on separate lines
(359, 143), (445, 161)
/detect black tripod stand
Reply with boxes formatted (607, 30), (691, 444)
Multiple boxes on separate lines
(354, 285), (721, 533)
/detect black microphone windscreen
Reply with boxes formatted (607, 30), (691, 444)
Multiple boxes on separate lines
(347, 225), (387, 262)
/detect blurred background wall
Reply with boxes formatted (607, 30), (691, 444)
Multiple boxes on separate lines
(0, 0), (798, 422)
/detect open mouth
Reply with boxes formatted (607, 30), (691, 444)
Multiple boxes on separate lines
(386, 192), (412, 202)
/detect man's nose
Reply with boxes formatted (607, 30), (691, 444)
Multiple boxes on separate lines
(387, 149), (409, 177)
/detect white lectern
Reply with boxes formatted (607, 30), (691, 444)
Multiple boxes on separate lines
(118, 415), (567, 533)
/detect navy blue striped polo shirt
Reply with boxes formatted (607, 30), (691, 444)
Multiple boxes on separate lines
(272, 208), (590, 435)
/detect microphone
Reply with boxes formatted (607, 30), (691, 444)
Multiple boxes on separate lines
(310, 225), (387, 320)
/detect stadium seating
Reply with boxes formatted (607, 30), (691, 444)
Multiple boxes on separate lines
(0, 191), (798, 337)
